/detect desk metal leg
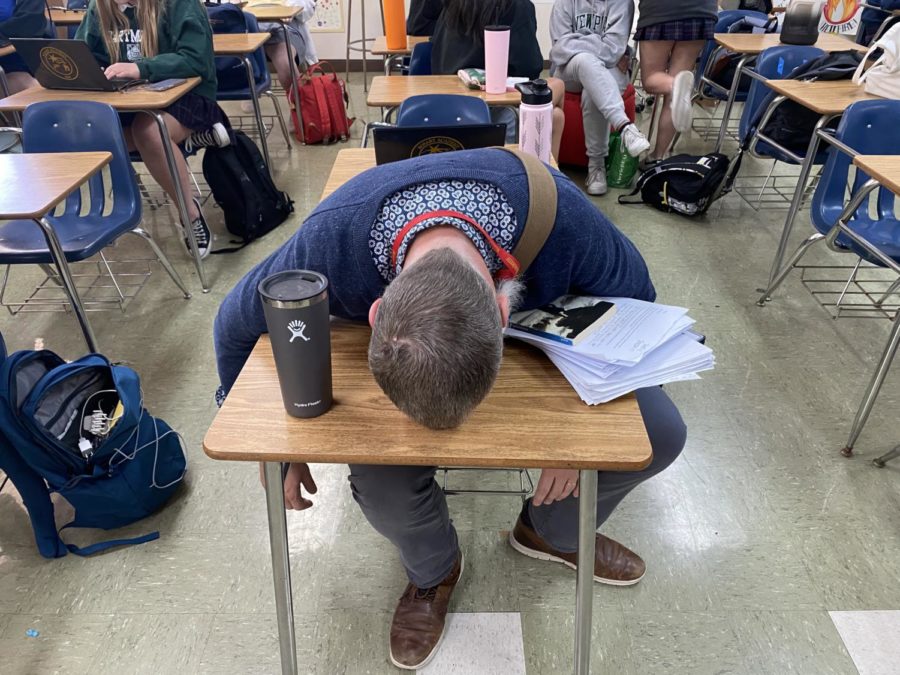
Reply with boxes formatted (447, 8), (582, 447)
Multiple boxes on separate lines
(574, 469), (598, 675)
(714, 54), (752, 154)
(33, 216), (98, 352)
(757, 114), (834, 305)
(143, 110), (209, 293)
(264, 461), (298, 675)
(244, 56), (271, 168)
(281, 21), (302, 144)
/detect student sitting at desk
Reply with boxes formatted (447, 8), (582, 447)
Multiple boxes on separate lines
(76, 0), (229, 258)
(0, 0), (47, 94)
(214, 148), (687, 671)
(407, 0), (442, 36)
(257, 0), (318, 92)
(550, 0), (651, 196)
(430, 0), (567, 161)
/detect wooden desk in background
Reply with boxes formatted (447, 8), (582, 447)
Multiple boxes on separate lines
(212, 32), (279, 166)
(321, 147), (558, 201)
(370, 35), (430, 76)
(367, 74), (521, 108)
(710, 31), (866, 152)
(0, 78), (212, 291)
(204, 327), (651, 675)
(854, 155), (900, 195)
(758, 80), (883, 303)
(48, 8), (85, 26)
(0, 152), (111, 351)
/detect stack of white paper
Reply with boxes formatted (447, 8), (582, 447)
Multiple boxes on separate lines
(505, 298), (715, 404)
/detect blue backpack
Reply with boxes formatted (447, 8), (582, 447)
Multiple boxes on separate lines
(206, 3), (260, 90)
(0, 339), (187, 557)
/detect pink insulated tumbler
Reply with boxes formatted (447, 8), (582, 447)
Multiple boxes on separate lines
(483, 25), (510, 95)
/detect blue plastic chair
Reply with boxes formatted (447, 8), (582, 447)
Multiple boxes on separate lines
(406, 41), (433, 76)
(697, 10), (770, 102)
(0, 102), (190, 348)
(396, 94), (490, 126)
(760, 100), (900, 461)
(212, 11), (292, 167)
(739, 45), (825, 162)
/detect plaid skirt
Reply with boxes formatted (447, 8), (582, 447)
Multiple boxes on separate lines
(634, 18), (716, 42)
(119, 92), (229, 133)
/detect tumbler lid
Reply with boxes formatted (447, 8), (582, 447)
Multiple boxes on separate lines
(258, 270), (329, 309)
(516, 78), (552, 105)
(484, 24), (510, 31)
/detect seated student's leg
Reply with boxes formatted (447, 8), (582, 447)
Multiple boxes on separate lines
(129, 113), (200, 222)
(265, 41), (300, 92)
(546, 77), (566, 161)
(348, 464), (460, 589)
(526, 386), (687, 553)
(561, 52), (631, 135)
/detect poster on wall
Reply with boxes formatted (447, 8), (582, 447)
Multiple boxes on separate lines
(818, 0), (862, 35)
(310, 0), (344, 32)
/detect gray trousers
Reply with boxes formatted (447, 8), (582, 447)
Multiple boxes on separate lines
(554, 52), (630, 171)
(348, 386), (687, 589)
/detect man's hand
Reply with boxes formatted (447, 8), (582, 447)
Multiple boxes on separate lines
(533, 468), (579, 507)
(258, 462), (318, 510)
(104, 62), (141, 80)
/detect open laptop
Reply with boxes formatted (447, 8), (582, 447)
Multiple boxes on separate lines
(373, 123), (508, 165)
(10, 38), (143, 92)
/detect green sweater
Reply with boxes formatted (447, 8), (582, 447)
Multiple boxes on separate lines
(76, 0), (217, 100)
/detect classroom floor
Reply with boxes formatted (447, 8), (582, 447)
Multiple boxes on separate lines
(1, 75), (899, 675)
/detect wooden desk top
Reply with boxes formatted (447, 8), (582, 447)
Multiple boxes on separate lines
(368, 75), (522, 107)
(0, 44), (14, 58)
(47, 8), (85, 25)
(244, 4), (301, 21)
(203, 328), (652, 470)
(213, 32), (270, 55)
(0, 152), (111, 219)
(714, 32), (866, 55)
(0, 77), (199, 112)
(322, 147), (558, 201)
(370, 35), (430, 56)
(765, 79), (881, 115)
(854, 156), (900, 195)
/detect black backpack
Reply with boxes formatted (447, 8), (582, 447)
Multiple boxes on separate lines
(202, 131), (294, 251)
(748, 50), (864, 156)
(618, 153), (742, 217)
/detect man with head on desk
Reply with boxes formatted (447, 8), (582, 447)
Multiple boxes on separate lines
(214, 148), (686, 670)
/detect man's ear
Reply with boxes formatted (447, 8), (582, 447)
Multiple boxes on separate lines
(497, 293), (510, 328)
(368, 297), (382, 328)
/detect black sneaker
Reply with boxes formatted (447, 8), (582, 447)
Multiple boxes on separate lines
(184, 122), (230, 154)
(184, 198), (211, 259)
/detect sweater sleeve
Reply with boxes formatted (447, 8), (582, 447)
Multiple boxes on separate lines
(136, 3), (213, 82)
(508, 1), (543, 80)
(0, 0), (47, 39)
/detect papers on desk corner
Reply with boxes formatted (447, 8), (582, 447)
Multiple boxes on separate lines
(505, 297), (715, 404)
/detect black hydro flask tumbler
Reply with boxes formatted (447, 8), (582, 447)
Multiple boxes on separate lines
(258, 270), (332, 418)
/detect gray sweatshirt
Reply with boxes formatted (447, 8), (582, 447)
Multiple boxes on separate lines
(549, 0), (634, 72)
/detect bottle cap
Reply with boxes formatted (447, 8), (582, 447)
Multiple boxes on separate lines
(516, 78), (552, 105)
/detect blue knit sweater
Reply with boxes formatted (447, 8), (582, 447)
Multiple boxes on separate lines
(214, 148), (655, 393)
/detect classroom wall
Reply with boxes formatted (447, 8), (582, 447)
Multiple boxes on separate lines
(309, 0), (555, 62)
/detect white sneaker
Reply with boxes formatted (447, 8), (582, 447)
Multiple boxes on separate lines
(184, 122), (231, 154)
(586, 166), (608, 196)
(620, 123), (651, 157)
(671, 70), (695, 134)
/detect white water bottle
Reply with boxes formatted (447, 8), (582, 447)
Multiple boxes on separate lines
(516, 79), (553, 164)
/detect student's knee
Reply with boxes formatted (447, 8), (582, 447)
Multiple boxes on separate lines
(635, 386), (687, 476)
(130, 117), (161, 150)
(347, 464), (437, 520)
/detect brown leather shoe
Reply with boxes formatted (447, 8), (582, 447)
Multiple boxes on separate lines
(389, 552), (464, 670)
(509, 516), (645, 586)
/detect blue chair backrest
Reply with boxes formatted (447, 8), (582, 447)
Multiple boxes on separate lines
(21, 101), (139, 222)
(812, 99), (900, 235)
(243, 11), (270, 86)
(408, 41), (433, 76)
(697, 10), (769, 78)
(739, 45), (824, 143)
(396, 94), (491, 127)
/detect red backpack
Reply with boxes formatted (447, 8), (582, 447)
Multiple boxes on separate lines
(287, 61), (354, 144)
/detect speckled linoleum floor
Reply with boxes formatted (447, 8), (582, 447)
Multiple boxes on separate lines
(0, 74), (898, 675)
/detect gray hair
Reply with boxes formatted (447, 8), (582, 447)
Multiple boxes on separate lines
(368, 248), (503, 429)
